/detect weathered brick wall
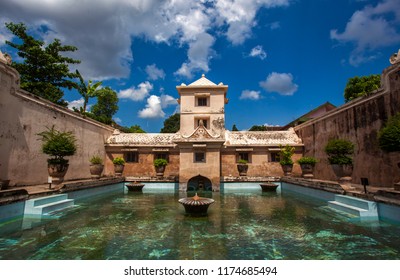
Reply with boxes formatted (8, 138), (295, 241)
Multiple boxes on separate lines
(294, 64), (400, 187)
(0, 62), (114, 186)
(221, 149), (303, 177)
(105, 150), (180, 178)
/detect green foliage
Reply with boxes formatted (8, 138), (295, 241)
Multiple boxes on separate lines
(232, 124), (239, 131)
(237, 159), (248, 164)
(89, 155), (103, 165)
(160, 113), (180, 133)
(154, 158), (168, 167)
(5, 22), (80, 106)
(297, 156), (318, 165)
(90, 87), (119, 125)
(75, 70), (102, 113)
(249, 125), (267, 131)
(120, 125), (146, 133)
(279, 145), (295, 165)
(378, 113), (400, 152)
(112, 157), (125, 165)
(37, 126), (77, 163)
(325, 139), (354, 165)
(344, 74), (381, 102)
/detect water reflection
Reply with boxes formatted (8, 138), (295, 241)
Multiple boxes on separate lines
(0, 191), (400, 259)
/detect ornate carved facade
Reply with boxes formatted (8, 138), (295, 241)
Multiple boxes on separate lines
(105, 75), (303, 191)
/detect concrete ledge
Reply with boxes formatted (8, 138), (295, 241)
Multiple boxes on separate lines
(59, 177), (125, 193)
(222, 176), (280, 182)
(281, 177), (345, 194)
(0, 189), (29, 206)
(374, 189), (400, 206)
(125, 176), (178, 182)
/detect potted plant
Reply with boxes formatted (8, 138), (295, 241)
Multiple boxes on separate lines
(378, 113), (400, 189)
(112, 157), (125, 177)
(279, 145), (295, 176)
(297, 156), (318, 178)
(325, 139), (354, 183)
(89, 155), (104, 179)
(37, 126), (77, 184)
(237, 159), (249, 176)
(154, 158), (168, 177)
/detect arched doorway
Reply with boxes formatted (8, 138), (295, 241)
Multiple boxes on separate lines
(187, 175), (212, 192)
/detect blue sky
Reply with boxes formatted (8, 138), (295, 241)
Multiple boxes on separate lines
(1, 0), (400, 132)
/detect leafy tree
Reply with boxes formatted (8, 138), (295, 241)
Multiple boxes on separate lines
(75, 70), (102, 113)
(160, 113), (180, 133)
(89, 87), (119, 125)
(378, 113), (400, 152)
(249, 125), (267, 131)
(344, 74), (381, 102)
(37, 126), (77, 164)
(120, 125), (146, 133)
(325, 139), (354, 165)
(232, 124), (239, 131)
(5, 22), (80, 106)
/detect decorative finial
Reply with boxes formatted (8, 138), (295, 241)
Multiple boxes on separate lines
(389, 49), (400, 65)
(202, 74), (205, 77)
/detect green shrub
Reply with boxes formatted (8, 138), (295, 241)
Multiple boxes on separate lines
(154, 158), (168, 167)
(297, 156), (318, 165)
(112, 157), (125, 165)
(325, 139), (354, 165)
(279, 145), (295, 165)
(37, 126), (77, 164)
(378, 113), (400, 152)
(237, 159), (248, 164)
(90, 155), (103, 165)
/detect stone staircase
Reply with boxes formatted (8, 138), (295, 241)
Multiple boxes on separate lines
(24, 194), (75, 216)
(328, 195), (378, 218)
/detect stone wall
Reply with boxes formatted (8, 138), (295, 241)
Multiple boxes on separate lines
(105, 149), (180, 178)
(221, 148), (303, 177)
(294, 63), (400, 187)
(0, 62), (114, 186)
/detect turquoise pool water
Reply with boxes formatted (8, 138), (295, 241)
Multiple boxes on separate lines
(1, 189), (400, 260)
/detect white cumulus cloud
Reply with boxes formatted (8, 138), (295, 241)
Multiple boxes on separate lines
(145, 64), (166, 80)
(330, 0), (400, 66)
(67, 98), (91, 111)
(249, 45), (267, 60)
(138, 95), (165, 119)
(239, 90), (261, 100)
(0, 0), (292, 79)
(259, 72), (298, 96)
(118, 81), (153, 102)
(160, 94), (177, 108)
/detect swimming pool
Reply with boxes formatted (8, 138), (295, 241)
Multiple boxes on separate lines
(0, 185), (400, 259)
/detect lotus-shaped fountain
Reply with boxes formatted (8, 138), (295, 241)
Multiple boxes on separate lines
(259, 182), (278, 192)
(178, 193), (215, 216)
(126, 182), (145, 192)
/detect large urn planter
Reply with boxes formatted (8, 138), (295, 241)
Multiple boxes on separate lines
(331, 164), (353, 183)
(237, 162), (248, 176)
(281, 164), (293, 176)
(114, 164), (124, 177)
(90, 164), (104, 179)
(297, 157), (318, 179)
(155, 165), (166, 177)
(112, 157), (125, 177)
(48, 162), (69, 184)
(279, 145), (295, 176)
(0, 179), (10, 190)
(37, 126), (77, 186)
(154, 159), (168, 178)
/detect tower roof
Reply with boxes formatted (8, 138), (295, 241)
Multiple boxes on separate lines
(188, 74), (217, 86)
